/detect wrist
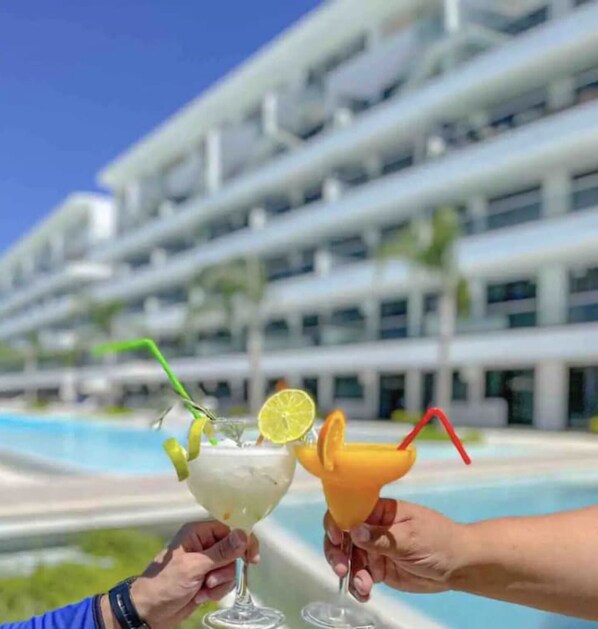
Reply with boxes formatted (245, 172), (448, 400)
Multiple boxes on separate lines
(129, 577), (154, 626)
(446, 522), (485, 592)
(100, 594), (120, 629)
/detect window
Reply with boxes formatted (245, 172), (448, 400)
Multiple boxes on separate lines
(424, 293), (439, 314)
(334, 376), (364, 400)
(487, 279), (537, 328)
(380, 299), (408, 339)
(265, 249), (315, 282)
(452, 371), (468, 401)
(571, 168), (598, 212)
(503, 7), (547, 35)
(569, 267), (598, 323)
(302, 314), (320, 346)
(328, 236), (368, 261)
(380, 149), (414, 176)
(487, 186), (541, 231)
(155, 287), (187, 306)
(574, 65), (598, 105)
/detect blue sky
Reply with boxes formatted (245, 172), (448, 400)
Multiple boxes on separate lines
(0, 0), (320, 253)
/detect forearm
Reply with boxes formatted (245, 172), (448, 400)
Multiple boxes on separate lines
(450, 506), (598, 620)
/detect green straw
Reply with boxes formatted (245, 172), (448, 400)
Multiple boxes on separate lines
(93, 337), (218, 444)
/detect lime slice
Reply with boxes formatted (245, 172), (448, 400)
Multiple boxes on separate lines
(258, 389), (316, 444)
(187, 417), (208, 461)
(317, 409), (346, 471)
(163, 438), (189, 481)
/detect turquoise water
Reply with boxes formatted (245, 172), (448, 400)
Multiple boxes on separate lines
(0, 413), (531, 474)
(273, 478), (598, 629)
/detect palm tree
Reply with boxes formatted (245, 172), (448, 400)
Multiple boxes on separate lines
(378, 207), (469, 412)
(186, 257), (266, 415)
(88, 299), (125, 343)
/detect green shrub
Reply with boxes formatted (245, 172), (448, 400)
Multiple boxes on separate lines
(390, 409), (421, 424)
(102, 406), (133, 416)
(589, 416), (598, 433)
(414, 425), (483, 444)
(0, 528), (217, 624)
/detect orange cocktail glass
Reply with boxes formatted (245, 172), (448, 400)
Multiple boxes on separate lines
(295, 407), (469, 628)
(295, 443), (416, 531)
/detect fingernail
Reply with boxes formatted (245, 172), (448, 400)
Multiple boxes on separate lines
(352, 526), (370, 543)
(252, 553), (261, 563)
(230, 530), (244, 550)
(206, 575), (219, 588)
(354, 575), (366, 595)
(195, 592), (208, 605)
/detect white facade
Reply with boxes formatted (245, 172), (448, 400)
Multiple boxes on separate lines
(1, 0), (598, 428)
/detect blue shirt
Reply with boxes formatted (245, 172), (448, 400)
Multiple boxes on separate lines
(0, 596), (101, 629)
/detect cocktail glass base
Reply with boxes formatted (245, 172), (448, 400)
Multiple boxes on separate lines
(301, 601), (376, 628)
(202, 605), (285, 629)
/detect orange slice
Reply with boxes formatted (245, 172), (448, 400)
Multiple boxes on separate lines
(317, 409), (346, 471)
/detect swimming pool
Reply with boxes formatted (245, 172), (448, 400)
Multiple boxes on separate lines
(273, 477), (598, 629)
(0, 413), (537, 475)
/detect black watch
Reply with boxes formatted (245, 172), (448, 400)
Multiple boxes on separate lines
(108, 577), (151, 629)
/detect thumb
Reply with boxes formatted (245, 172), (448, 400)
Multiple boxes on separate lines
(349, 523), (410, 558)
(197, 529), (247, 572)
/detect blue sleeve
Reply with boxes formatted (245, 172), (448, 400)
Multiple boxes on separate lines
(0, 596), (100, 629)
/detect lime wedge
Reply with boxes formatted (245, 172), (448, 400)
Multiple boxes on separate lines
(187, 417), (208, 461)
(258, 389), (316, 444)
(163, 438), (189, 481)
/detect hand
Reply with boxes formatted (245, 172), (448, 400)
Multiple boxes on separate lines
(324, 499), (465, 601)
(102, 520), (259, 629)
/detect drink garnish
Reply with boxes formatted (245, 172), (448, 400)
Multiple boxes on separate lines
(257, 389), (316, 444)
(317, 409), (346, 471)
(163, 437), (190, 481)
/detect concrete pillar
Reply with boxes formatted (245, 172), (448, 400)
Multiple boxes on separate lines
(205, 129), (222, 194)
(319, 374), (334, 413)
(463, 365), (484, 404)
(537, 264), (568, 326)
(550, 0), (574, 18)
(468, 277), (486, 321)
(467, 195), (488, 234)
(323, 177), (343, 203)
(333, 108), (353, 129)
(150, 248), (168, 267)
(364, 155), (382, 179)
(548, 77), (575, 111)
(534, 361), (568, 429)
(361, 370), (379, 420)
(315, 248), (332, 277)
(364, 228), (381, 256)
(287, 312), (303, 347)
(407, 291), (424, 337)
(363, 299), (380, 341)
(250, 207), (267, 231)
(543, 170), (571, 217)
(405, 370), (422, 413)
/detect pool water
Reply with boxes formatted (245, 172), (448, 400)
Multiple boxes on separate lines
(0, 413), (531, 474)
(273, 477), (598, 629)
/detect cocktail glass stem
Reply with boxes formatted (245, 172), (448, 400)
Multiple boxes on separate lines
(337, 534), (353, 620)
(232, 555), (254, 613)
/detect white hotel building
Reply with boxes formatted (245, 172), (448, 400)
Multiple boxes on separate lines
(1, 0), (598, 430)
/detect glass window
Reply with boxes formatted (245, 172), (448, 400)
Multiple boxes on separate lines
(485, 369), (535, 425)
(381, 149), (414, 176)
(487, 186), (541, 231)
(330, 307), (364, 325)
(334, 376), (364, 399)
(452, 371), (468, 401)
(503, 7), (547, 35)
(568, 366), (598, 428)
(302, 314), (320, 346)
(328, 236), (368, 260)
(380, 299), (408, 339)
(424, 293), (439, 314)
(571, 168), (598, 212)
(487, 279), (537, 328)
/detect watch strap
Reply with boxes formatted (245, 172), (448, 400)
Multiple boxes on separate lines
(108, 577), (150, 629)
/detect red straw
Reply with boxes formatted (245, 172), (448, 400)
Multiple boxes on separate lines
(398, 407), (471, 465)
